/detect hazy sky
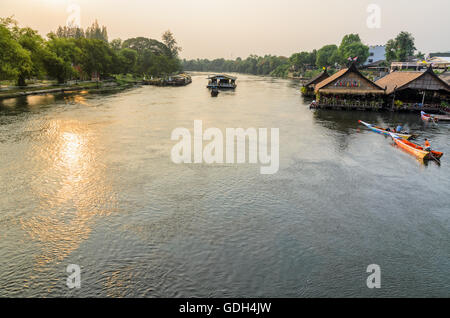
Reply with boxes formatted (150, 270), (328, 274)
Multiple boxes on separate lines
(1, 0), (449, 59)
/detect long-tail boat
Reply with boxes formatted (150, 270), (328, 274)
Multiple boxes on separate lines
(358, 120), (416, 140)
(389, 133), (443, 160)
(421, 111), (450, 123)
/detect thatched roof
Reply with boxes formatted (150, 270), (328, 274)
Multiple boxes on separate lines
(315, 63), (384, 94)
(376, 67), (450, 95)
(440, 71), (450, 85)
(303, 69), (329, 88)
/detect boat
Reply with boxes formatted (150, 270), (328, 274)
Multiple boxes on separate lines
(421, 111), (438, 123)
(421, 111), (450, 123)
(211, 88), (219, 97)
(309, 100), (318, 109)
(207, 75), (237, 90)
(358, 120), (416, 140)
(389, 133), (443, 161)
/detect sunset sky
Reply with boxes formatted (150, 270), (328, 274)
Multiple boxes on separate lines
(1, 0), (449, 59)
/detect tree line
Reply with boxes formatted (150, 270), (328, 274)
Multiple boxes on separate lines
(182, 32), (421, 78)
(0, 17), (182, 86)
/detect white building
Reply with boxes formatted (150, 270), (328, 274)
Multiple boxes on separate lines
(364, 45), (386, 66)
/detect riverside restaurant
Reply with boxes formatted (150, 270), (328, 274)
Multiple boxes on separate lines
(310, 64), (449, 112)
(375, 66), (450, 111)
(301, 69), (330, 97)
(313, 63), (385, 110)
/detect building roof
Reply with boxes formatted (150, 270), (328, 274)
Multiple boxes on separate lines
(429, 52), (450, 58)
(440, 71), (450, 85)
(429, 56), (450, 63)
(315, 63), (385, 94)
(376, 67), (450, 94)
(303, 69), (329, 88)
(207, 74), (237, 81)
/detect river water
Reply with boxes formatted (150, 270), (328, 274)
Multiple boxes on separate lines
(0, 73), (449, 297)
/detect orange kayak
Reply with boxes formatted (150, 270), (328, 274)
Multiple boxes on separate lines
(390, 133), (443, 160)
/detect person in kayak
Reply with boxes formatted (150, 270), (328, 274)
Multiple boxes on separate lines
(424, 139), (431, 151)
(396, 125), (403, 133)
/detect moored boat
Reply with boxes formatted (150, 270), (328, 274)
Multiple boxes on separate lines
(358, 120), (416, 140)
(421, 111), (438, 123)
(421, 111), (450, 123)
(207, 75), (237, 90)
(390, 133), (444, 160)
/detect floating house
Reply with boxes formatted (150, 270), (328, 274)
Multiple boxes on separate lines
(207, 75), (237, 89)
(375, 66), (450, 110)
(301, 69), (330, 97)
(143, 74), (192, 87)
(165, 74), (192, 86)
(314, 63), (385, 110)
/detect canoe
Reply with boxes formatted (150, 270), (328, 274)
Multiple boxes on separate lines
(358, 120), (415, 140)
(390, 133), (443, 160)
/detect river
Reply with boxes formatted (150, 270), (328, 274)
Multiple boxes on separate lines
(0, 73), (449, 297)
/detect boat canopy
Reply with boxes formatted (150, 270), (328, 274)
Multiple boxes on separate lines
(207, 74), (237, 81)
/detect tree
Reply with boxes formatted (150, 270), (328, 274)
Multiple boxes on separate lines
(51, 25), (85, 39)
(15, 27), (49, 86)
(85, 20), (108, 42)
(385, 31), (417, 63)
(122, 37), (171, 56)
(75, 38), (115, 79)
(290, 52), (309, 72)
(162, 30), (181, 57)
(110, 38), (122, 51)
(337, 34), (369, 66)
(46, 37), (81, 83)
(42, 51), (75, 84)
(118, 48), (137, 74)
(316, 45), (339, 68)
(0, 24), (32, 83)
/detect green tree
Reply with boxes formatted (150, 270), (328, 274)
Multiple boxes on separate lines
(14, 27), (50, 86)
(316, 45), (338, 68)
(46, 37), (81, 83)
(162, 30), (181, 57)
(385, 31), (417, 63)
(110, 38), (122, 51)
(75, 38), (115, 79)
(0, 23), (32, 83)
(85, 20), (108, 42)
(118, 48), (138, 74)
(337, 34), (369, 66)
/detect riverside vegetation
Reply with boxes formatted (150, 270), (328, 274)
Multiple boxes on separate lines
(182, 32), (423, 79)
(0, 17), (182, 91)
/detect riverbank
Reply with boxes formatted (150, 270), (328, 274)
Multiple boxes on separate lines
(0, 81), (137, 100)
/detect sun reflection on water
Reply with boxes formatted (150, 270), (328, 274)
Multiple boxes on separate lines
(20, 119), (118, 288)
